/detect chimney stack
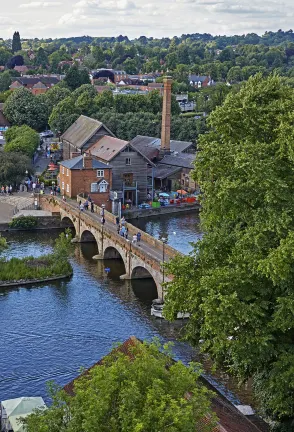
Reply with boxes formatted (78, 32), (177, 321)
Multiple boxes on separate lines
(83, 153), (92, 169)
(160, 76), (172, 154)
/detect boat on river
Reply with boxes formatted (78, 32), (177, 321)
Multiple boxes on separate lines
(151, 299), (190, 319)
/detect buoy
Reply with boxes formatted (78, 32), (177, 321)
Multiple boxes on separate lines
(105, 267), (110, 275)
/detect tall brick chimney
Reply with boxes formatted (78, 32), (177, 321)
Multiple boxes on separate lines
(160, 76), (172, 154)
(83, 153), (92, 169)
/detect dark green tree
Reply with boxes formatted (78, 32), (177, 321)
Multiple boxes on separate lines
(24, 340), (216, 432)
(164, 74), (294, 427)
(35, 47), (48, 68)
(0, 151), (32, 185)
(0, 71), (12, 92)
(12, 31), (21, 53)
(3, 88), (48, 130)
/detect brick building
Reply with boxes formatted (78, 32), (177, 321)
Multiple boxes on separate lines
(59, 154), (112, 205)
(9, 75), (62, 95)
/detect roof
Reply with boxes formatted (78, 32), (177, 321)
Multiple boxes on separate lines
(189, 74), (210, 83)
(148, 164), (181, 180)
(60, 155), (111, 170)
(160, 153), (195, 169)
(1, 397), (46, 432)
(11, 76), (60, 86)
(87, 135), (128, 162)
(129, 135), (194, 161)
(61, 115), (114, 149)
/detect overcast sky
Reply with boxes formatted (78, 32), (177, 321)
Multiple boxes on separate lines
(0, 0), (293, 40)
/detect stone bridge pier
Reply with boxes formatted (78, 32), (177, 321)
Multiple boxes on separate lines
(60, 207), (166, 299)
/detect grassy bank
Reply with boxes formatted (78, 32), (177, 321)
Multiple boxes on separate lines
(0, 255), (72, 283)
(0, 230), (73, 285)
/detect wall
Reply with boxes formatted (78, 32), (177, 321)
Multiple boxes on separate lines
(59, 166), (112, 199)
(111, 150), (148, 202)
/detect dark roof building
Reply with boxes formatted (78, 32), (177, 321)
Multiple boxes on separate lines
(129, 135), (195, 163)
(61, 155), (110, 170)
(61, 115), (115, 160)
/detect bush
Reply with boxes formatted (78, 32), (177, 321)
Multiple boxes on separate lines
(9, 216), (38, 229)
(0, 234), (7, 251)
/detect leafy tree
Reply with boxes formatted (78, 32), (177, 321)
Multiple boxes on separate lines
(0, 151), (32, 184)
(43, 85), (71, 116)
(24, 339), (216, 432)
(35, 47), (48, 68)
(12, 31), (21, 53)
(49, 96), (80, 133)
(0, 71), (12, 92)
(4, 125), (40, 157)
(64, 65), (90, 90)
(3, 88), (48, 130)
(164, 74), (294, 426)
(0, 47), (12, 66)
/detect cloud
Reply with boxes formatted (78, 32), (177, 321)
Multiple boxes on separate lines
(20, 1), (61, 8)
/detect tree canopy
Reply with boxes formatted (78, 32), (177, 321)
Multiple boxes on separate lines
(164, 74), (294, 427)
(24, 339), (216, 432)
(12, 31), (21, 53)
(3, 87), (48, 130)
(0, 151), (32, 184)
(4, 125), (40, 157)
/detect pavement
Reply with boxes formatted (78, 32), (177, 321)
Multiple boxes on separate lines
(64, 198), (172, 264)
(0, 193), (34, 222)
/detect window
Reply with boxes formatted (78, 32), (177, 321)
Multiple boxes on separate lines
(66, 169), (69, 176)
(62, 166), (64, 174)
(91, 182), (98, 193)
(125, 158), (131, 166)
(62, 182), (64, 190)
(97, 170), (104, 178)
(66, 184), (69, 193)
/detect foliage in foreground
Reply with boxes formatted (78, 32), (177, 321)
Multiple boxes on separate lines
(24, 339), (216, 432)
(164, 74), (294, 426)
(0, 234), (7, 251)
(0, 230), (73, 282)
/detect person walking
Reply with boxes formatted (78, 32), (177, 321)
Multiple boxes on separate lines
(125, 227), (129, 240)
(116, 216), (119, 227)
(121, 216), (126, 226)
(91, 201), (94, 213)
(32, 182), (36, 193)
(9, 185), (13, 195)
(117, 224), (120, 234)
(132, 234), (137, 244)
(137, 232), (141, 244)
(80, 203), (84, 211)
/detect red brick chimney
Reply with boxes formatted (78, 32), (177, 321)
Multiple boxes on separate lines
(83, 153), (92, 169)
(160, 76), (172, 153)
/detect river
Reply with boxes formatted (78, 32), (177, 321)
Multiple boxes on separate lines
(0, 212), (253, 406)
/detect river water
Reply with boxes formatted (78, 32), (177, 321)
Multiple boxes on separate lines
(0, 212), (253, 406)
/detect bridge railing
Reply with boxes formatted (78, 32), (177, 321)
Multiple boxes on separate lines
(77, 196), (181, 259)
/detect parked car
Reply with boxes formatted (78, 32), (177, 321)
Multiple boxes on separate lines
(138, 203), (151, 209)
(40, 130), (54, 138)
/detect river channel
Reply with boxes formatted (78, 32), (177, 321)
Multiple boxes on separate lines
(0, 212), (253, 406)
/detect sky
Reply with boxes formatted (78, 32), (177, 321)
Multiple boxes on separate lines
(0, 0), (293, 40)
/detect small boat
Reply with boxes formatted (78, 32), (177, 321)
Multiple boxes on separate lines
(151, 299), (190, 319)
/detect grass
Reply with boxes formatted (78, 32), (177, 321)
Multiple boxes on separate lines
(0, 255), (72, 283)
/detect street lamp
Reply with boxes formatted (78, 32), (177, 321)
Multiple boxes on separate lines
(159, 236), (168, 284)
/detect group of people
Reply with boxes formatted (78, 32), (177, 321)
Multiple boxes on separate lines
(115, 216), (141, 244)
(1, 185), (13, 195)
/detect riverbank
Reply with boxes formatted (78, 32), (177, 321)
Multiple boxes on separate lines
(123, 202), (200, 220)
(0, 255), (72, 286)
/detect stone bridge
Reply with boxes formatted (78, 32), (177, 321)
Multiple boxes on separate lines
(40, 196), (182, 299)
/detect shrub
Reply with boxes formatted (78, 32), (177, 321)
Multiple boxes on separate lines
(9, 216), (38, 229)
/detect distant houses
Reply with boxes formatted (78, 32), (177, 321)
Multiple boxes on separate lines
(9, 75), (63, 94)
(189, 74), (214, 88)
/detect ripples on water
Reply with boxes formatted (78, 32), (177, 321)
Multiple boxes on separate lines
(0, 215), (253, 406)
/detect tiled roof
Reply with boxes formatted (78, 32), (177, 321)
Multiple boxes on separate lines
(87, 135), (128, 162)
(130, 135), (194, 162)
(160, 153), (195, 169)
(189, 74), (209, 82)
(148, 164), (181, 180)
(60, 155), (111, 170)
(12, 76), (60, 86)
(61, 115), (113, 149)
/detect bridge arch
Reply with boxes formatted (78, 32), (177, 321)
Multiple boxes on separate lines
(131, 266), (154, 280)
(80, 229), (97, 244)
(104, 246), (124, 260)
(61, 215), (76, 236)
(131, 266), (159, 299)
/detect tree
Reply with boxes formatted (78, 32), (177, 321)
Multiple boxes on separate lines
(43, 85), (71, 116)
(12, 31), (21, 53)
(0, 151), (32, 185)
(35, 47), (48, 68)
(64, 65), (90, 90)
(24, 339), (216, 432)
(4, 125), (40, 157)
(0, 47), (12, 66)
(3, 88), (48, 130)
(0, 71), (12, 92)
(49, 96), (80, 134)
(164, 74), (294, 427)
